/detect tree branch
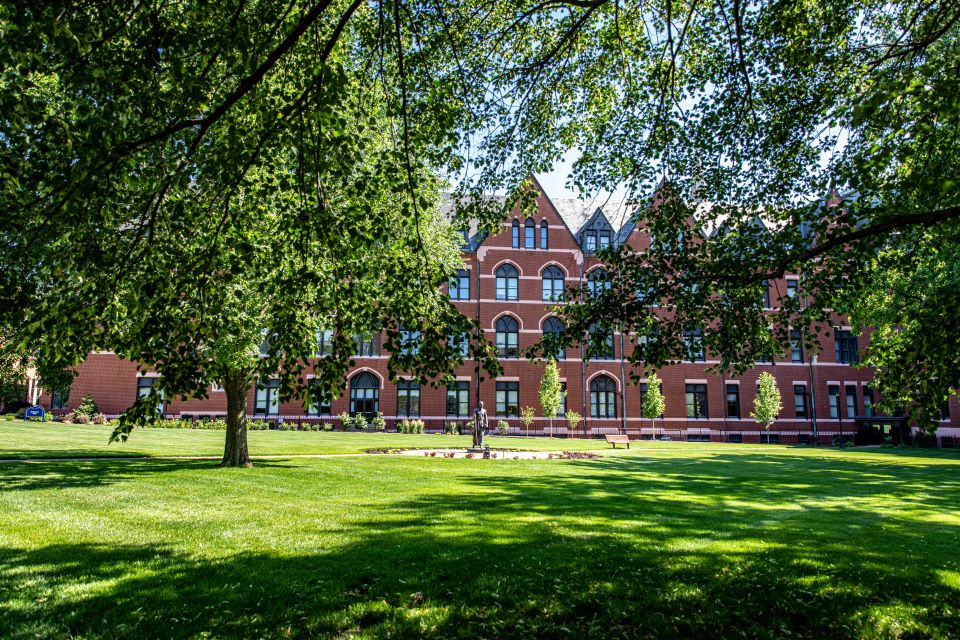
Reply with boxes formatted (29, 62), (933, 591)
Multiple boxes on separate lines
(748, 205), (960, 281)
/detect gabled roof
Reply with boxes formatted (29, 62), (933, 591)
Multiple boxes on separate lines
(708, 212), (769, 239)
(551, 197), (635, 238)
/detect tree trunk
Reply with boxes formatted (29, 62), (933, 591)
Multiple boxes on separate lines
(222, 371), (253, 467)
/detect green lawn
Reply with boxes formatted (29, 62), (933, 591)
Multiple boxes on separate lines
(1, 425), (959, 638)
(0, 420), (609, 459)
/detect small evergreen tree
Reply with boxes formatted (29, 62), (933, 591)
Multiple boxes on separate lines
(75, 394), (99, 418)
(752, 372), (782, 443)
(539, 359), (564, 437)
(643, 372), (666, 437)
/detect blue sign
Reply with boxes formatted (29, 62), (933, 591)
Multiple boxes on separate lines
(24, 405), (46, 422)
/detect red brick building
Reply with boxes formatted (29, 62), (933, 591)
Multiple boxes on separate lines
(34, 179), (959, 443)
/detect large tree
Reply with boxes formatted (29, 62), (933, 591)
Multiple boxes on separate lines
(0, 1), (499, 465)
(3, 0), (959, 434)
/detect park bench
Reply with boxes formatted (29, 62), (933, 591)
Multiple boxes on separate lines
(605, 434), (631, 449)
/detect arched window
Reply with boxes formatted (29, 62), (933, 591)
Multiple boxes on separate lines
(512, 219), (520, 248)
(542, 316), (566, 359)
(540, 220), (549, 249)
(524, 217), (535, 249)
(350, 372), (379, 416)
(590, 375), (617, 418)
(587, 268), (611, 296)
(495, 264), (519, 300)
(495, 316), (520, 358)
(589, 323), (614, 359)
(542, 265), (565, 301)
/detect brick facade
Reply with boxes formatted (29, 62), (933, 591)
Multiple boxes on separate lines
(36, 181), (960, 441)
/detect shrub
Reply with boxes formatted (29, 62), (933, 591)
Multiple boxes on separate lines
(61, 412), (76, 424)
(352, 413), (368, 431)
(371, 412), (386, 432)
(445, 421), (460, 435)
(497, 420), (509, 436)
(398, 418), (425, 434)
(75, 394), (99, 417)
(566, 411), (582, 434)
(3, 413), (15, 421)
(914, 430), (937, 448)
(15, 407), (26, 419)
(91, 413), (108, 425)
(75, 414), (91, 424)
(321, 420), (334, 431)
(338, 411), (351, 430)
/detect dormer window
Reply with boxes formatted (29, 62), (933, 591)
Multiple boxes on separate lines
(598, 231), (610, 249)
(585, 231), (597, 251)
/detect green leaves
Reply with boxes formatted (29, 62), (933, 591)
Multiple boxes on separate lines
(751, 372), (782, 429)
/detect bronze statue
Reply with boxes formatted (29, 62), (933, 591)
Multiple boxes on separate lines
(473, 400), (488, 448)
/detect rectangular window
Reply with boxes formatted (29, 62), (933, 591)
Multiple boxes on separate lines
(683, 329), (705, 362)
(794, 385), (808, 419)
(255, 379), (280, 415)
(590, 326), (614, 359)
(51, 388), (69, 410)
(446, 381), (469, 417)
(598, 231), (611, 249)
(863, 387), (874, 417)
(306, 380), (332, 416)
(790, 331), (804, 363)
(316, 329), (334, 357)
(399, 329), (421, 356)
(397, 380), (420, 417)
(845, 385), (857, 419)
(828, 385), (840, 419)
(835, 330), (859, 364)
(449, 269), (470, 300)
(685, 383), (708, 419)
(559, 382), (567, 416)
(585, 231), (597, 251)
(448, 333), (470, 359)
(786, 279), (798, 303)
(761, 280), (771, 308)
(354, 334), (381, 357)
(941, 400), (951, 421)
(726, 384), (740, 418)
(136, 376), (164, 414)
(496, 275), (518, 300)
(496, 381), (519, 417)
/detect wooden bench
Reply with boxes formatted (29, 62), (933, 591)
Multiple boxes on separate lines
(605, 434), (631, 449)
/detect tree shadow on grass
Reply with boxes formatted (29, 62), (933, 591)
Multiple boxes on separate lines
(0, 459), (297, 492)
(1, 453), (959, 638)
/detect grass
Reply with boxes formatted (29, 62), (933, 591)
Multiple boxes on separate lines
(0, 420), (609, 459)
(1, 423), (959, 638)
